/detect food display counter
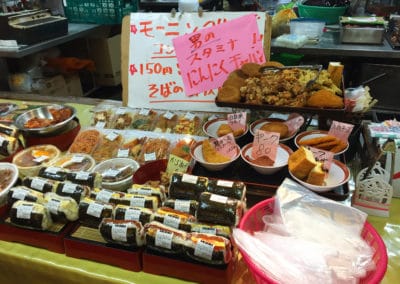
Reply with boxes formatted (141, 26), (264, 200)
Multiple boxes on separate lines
(0, 94), (399, 284)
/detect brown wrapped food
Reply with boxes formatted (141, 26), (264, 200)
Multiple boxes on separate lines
(10, 200), (52, 230)
(241, 62), (262, 77)
(22, 177), (58, 193)
(138, 138), (170, 164)
(260, 122), (289, 139)
(55, 182), (89, 204)
(169, 173), (208, 201)
(152, 207), (196, 232)
(92, 131), (123, 162)
(99, 218), (145, 247)
(162, 199), (198, 216)
(78, 197), (114, 228)
(89, 188), (124, 204)
(113, 204), (154, 225)
(217, 85), (241, 103)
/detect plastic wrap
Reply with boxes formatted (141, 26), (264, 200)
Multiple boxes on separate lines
(22, 177), (58, 193)
(163, 199), (198, 216)
(44, 192), (79, 222)
(168, 173), (208, 200)
(8, 186), (45, 205)
(78, 197), (113, 228)
(152, 207), (196, 232)
(10, 200), (53, 230)
(128, 184), (166, 203)
(113, 204), (154, 225)
(55, 182), (89, 204)
(99, 218), (145, 247)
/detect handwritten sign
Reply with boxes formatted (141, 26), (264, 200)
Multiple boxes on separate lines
(307, 146), (334, 171)
(285, 114), (304, 134)
(128, 12), (266, 111)
(328, 120), (354, 142)
(173, 14), (265, 96)
(166, 154), (190, 174)
(227, 112), (247, 132)
(252, 129), (279, 161)
(212, 133), (237, 158)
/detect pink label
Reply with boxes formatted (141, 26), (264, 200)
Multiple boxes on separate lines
(307, 146), (334, 171)
(328, 120), (354, 142)
(252, 129), (279, 161)
(227, 112), (247, 132)
(285, 114), (304, 134)
(212, 133), (237, 159)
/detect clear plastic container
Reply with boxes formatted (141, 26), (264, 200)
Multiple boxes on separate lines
(290, 18), (325, 39)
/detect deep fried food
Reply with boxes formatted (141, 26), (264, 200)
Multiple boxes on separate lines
(222, 77), (246, 90)
(306, 89), (344, 108)
(202, 140), (230, 163)
(298, 135), (336, 147)
(330, 140), (348, 153)
(260, 61), (284, 68)
(227, 69), (248, 80)
(217, 124), (244, 137)
(241, 63), (262, 77)
(315, 140), (340, 150)
(260, 122), (289, 138)
(217, 85), (241, 103)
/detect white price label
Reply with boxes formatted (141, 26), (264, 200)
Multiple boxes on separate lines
(87, 202), (104, 218)
(16, 204), (33, 219)
(62, 183), (78, 194)
(138, 187), (152, 196)
(174, 199), (191, 213)
(45, 167), (60, 174)
(31, 178), (46, 191)
(47, 199), (61, 215)
(117, 148), (130, 158)
(96, 189), (113, 203)
(144, 152), (157, 162)
(12, 188), (29, 200)
(216, 180), (234, 188)
(194, 240), (214, 260)
(106, 131), (119, 141)
(71, 155), (85, 163)
(155, 230), (173, 249)
(139, 108), (150, 116)
(184, 112), (195, 120)
(33, 155), (48, 163)
(210, 194), (228, 204)
(103, 169), (120, 178)
(130, 196), (146, 207)
(111, 224), (128, 242)
(163, 111), (175, 120)
(115, 107), (127, 115)
(182, 174), (198, 184)
(75, 172), (90, 180)
(125, 208), (141, 221)
(95, 121), (106, 128)
(199, 227), (217, 235)
(163, 214), (180, 229)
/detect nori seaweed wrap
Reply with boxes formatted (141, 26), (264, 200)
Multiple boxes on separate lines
(10, 200), (52, 230)
(168, 173), (208, 200)
(44, 192), (79, 222)
(99, 218), (145, 247)
(22, 176), (58, 193)
(117, 194), (159, 209)
(8, 186), (45, 205)
(206, 179), (246, 201)
(152, 207), (196, 232)
(78, 197), (113, 228)
(66, 171), (101, 188)
(162, 199), (198, 216)
(127, 184), (166, 203)
(38, 166), (68, 181)
(55, 182), (89, 204)
(190, 222), (232, 239)
(89, 188), (124, 204)
(113, 204), (153, 225)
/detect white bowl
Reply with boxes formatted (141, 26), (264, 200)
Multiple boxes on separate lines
(295, 130), (349, 155)
(190, 140), (240, 171)
(203, 118), (248, 140)
(0, 162), (19, 205)
(241, 143), (292, 175)
(289, 159), (350, 192)
(92, 158), (140, 191)
(250, 117), (303, 142)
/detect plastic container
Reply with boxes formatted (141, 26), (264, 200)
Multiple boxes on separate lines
(290, 18), (325, 39)
(238, 198), (388, 284)
(297, 3), (348, 25)
(63, 0), (138, 24)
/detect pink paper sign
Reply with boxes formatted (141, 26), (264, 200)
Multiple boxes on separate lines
(307, 146), (334, 171)
(328, 120), (354, 142)
(212, 133), (237, 159)
(172, 14), (265, 96)
(252, 129), (279, 161)
(285, 114), (304, 134)
(227, 112), (247, 132)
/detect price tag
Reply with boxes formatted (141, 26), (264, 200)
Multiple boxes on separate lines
(182, 174), (198, 184)
(307, 146), (334, 171)
(166, 154), (190, 175)
(87, 202), (104, 218)
(163, 111), (175, 120)
(139, 108), (150, 116)
(184, 112), (195, 120)
(33, 155), (48, 163)
(47, 199), (61, 215)
(163, 214), (181, 229)
(194, 240), (214, 260)
(95, 121), (106, 128)
(117, 148), (130, 158)
(106, 131), (119, 141)
(227, 112), (247, 132)
(138, 187), (152, 196)
(115, 107), (127, 115)
(71, 155), (85, 163)
(199, 227), (217, 235)
(212, 133), (237, 159)
(75, 171), (90, 180)
(216, 180), (234, 188)
(96, 189), (114, 203)
(285, 114), (304, 134)
(130, 196), (146, 207)
(174, 199), (191, 213)
(125, 208), (141, 221)
(12, 188), (28, 200)
(328, 120), (354, 142)
(31, 178), (46, 191)
(210, 194), (228, 204)
(62, 183), (78, 194)
(155, 230), (173, 249)
(252, 129), (279, 161)
(144, 152), (157, 162)
(111, 224), (128, 242)
(16, 203), (33, 219)
(103, 168), (121, 178)
(45, 167), (61, 174)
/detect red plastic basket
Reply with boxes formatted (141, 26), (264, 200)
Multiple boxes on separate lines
(238, 198), (388, 284)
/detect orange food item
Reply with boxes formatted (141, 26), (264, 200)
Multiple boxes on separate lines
(288, 146), (317, 180)
(260, 122), (289, 138)
(306, 89), (344, 109)
(202, 140), (230, 163)
(69, 129), (101, 154)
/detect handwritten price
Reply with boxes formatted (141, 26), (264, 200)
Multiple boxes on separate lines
(227, 112), (247, 132)
(328, 120), (354, 142)
(252, 130), (279, 161)
(212, 133), (237, 158)
(307, 146), (334, 171)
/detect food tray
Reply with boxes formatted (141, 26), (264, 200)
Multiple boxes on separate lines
(64, 223), (142, 271)
(0, 212), (74, 253)
(142, 248), (235, 284)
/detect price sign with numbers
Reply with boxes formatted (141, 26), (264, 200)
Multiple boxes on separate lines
(252, 129), (279, 161)
(212, 133), (237, 158)
(227, 112), (247, 132)
(307, 146), (334, 171)
(166, 154), (190, 174)
(328, 120), (354, 142)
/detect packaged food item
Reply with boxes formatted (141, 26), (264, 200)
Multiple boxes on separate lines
(8, 186), (45, 205)
(22, 176), (58, 193)
(0, 133), (19, 157)
(113, 204), (154, 225)
(51, 153), (96, 172)
(78, 197), (114, 228)
(173, 112), (202, 135)
(0, 123), (18, 137)
(163, 199), (198, 216)
(89, 188), (124, 204)
(38, 166), (68, 181)
(94, 158), (138, 183)
(169, 138), (194, 162)
(100, 218), (145, 247)
(69, 129), (101, 155)
(118, 194), (159, 210)
(131, 109), (158, 131)
(128, 184), (166, 203)
(10, 200), (52, 230)
(13, 144), (60, 168)
(153, 111), (178, 133)
(55, 182), (89, 204)
(111, 107), (134, 130)
(44, 192), (79, 222)
(138, 138), (171, 164)
(144, 221), (189, 255)
(153, 207), (196, 232)
(120, 137), (146, 160)
(184, 233), (232, 265)
(169, 173), (208, 200)
(206, 180), (246, 201)
(190, 223), (232, 239)
(91, 106), (114, 128)
(196, 192), (243, 226)
(65, 171), (102, 188)
(92, 131), (123, 162)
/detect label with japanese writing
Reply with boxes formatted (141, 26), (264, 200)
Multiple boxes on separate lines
(307, 146), (334, 171)
(138, 187), (152, 196)
(252, 129), (279, 161)
(111, 224), (128, 242)
(328, 120), (354, 142)
(227, 112), (247, 132)
(212, 133), (237, 159)
(210, 194), (228, 204)
(103, 169), (121, 178)
(164, 111), (175, 120)
(44, 167), (61, 174)
(117, 148), (130, 158)
(62, 183), (78, 194)
(285, 114), (304, 134)
(106, 131), (119, 141)
(166, 154), (190, 174)
(139, 108), (151, 116)
(199, 227), (217, 235)
(182, 174), (198, 184)
(71, 155), (85, 163)
(47, 199), (61, 215)
(95, 121), (106, 128)
(31, 178), (46, 191)
(174, 199), (191, 213)
(194, 240), (214, 260)
(128, 12), (266, 111)
(130, 196), (146, 207)
(115, 107), (127, 115)
(16, 203), (33, 219)
(75, 172), (90, 180)
(12, 188), (28, 200)
(184, 112), (195, 120)
(33, 155), (48, 163)
(155, 230), (173, 249)
(96, 189), (114, 203)
(144, 152), (157, 162)
(163, 214), (181, 229)
(217, 180), (234, 188)
(87, 202), (104, 218)
(125, 208), (142, 221)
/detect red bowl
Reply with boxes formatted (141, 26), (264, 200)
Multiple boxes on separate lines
(132, 159), (167, 184)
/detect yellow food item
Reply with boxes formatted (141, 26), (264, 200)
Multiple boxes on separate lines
(217, 124), (233, 137)
(288, 147), (317, 180)
(306, 162), (326, 186)
(202, 140), (230, 163)
(307, 89), (344, 109)
(327, 62), (344, 88)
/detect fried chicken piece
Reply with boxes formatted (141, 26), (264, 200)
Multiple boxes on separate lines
(306, 89), (344, 108)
